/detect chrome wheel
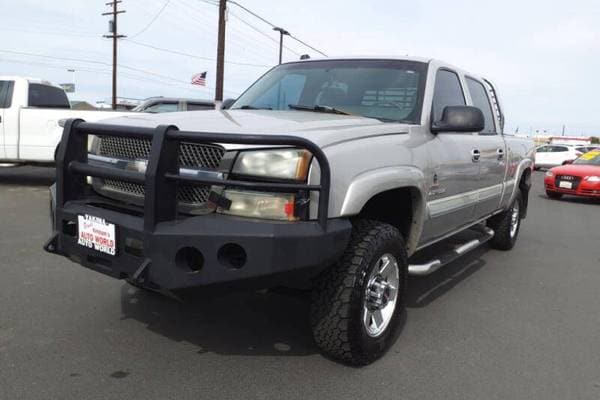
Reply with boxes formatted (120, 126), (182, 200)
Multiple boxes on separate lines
(509, 201), (520, 238)
(363, 253), (400, 337)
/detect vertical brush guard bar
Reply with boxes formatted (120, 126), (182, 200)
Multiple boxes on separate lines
(55, 119), (331, 231)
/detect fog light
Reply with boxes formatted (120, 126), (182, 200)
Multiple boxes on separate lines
(175, 247), (204, 272)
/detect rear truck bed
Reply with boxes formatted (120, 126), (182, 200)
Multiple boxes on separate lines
(44, 119), (351, 290)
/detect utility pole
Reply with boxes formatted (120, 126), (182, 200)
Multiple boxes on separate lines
(103, 1), (126, 110)
(273, 27), (290, 64)
(215, 0), (227, 106)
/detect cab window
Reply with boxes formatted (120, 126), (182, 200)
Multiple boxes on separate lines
(28, 84), (70, 109)
(466, 77), (496, 134)
(432, 69), (465, 122)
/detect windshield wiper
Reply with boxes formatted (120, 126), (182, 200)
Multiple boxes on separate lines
(288, 104), (352, 115)
(239, 105), (272, 110)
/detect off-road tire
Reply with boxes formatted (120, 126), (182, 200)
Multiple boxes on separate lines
(546, 190), (563, 200)
(310, 219), (407, 366)
(487, 191), (522, 250)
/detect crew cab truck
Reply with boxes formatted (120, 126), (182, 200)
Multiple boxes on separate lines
(45, 57), (534, 365)
(0, 76), (130, 163)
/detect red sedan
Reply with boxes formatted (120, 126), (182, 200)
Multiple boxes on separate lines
(544, 150), (600, 199)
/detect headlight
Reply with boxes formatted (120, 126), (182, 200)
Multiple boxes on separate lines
(585, 176), (600, 182)
(233, 149), (311, 180)
(218, 190), (297, 221)
(545, 170), (554, 177)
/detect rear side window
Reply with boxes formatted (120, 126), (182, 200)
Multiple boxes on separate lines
(432, 69), (465, 122)
(552, 146), (568, 152)
(187, 102), (214, 111)
(28, 84), (70, 109)
(0, 80), (15, 108)
(466, 77), (496, 134)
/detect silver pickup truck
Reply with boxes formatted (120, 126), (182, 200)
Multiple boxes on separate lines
(45, 56), (534, 365)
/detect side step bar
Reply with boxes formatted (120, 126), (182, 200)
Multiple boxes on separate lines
(409, 227), (495, 276)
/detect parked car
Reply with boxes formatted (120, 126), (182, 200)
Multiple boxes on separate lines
(544, 150), (600, 199)
(0, 76), (132, 163)
(45, 56), (534, 365)
(534, 144), (582, 169)
(574, 145), (599, 154)
(133, 97), (215, 113)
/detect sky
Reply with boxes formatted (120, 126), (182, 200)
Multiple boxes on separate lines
(0, 0), (599, 136)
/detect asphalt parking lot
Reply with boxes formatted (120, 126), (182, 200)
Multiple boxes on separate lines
(1, 166), (599, 400)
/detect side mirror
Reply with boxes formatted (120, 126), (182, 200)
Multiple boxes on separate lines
(221, 98), (236, 110)
(563, 159), (574, 165)
(431, 106), (485, 133)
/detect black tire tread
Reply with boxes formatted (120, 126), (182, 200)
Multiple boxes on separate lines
(488, 192), (522, 250)
(310, 219), (406, 365)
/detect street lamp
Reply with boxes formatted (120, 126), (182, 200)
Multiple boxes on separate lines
(273, 27), (290, 64)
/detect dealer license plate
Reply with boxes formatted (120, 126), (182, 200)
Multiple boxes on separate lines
(77, 214), (117, 256)
(558, 181), (573, 189)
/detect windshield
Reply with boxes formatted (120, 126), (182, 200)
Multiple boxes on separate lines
(573, 150), (600, 166)
(232, 59), (428, 123)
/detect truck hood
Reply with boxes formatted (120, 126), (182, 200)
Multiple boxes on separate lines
(96, 110), (410, 149)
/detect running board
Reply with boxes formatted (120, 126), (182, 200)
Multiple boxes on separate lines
(408, 227), (495, 276)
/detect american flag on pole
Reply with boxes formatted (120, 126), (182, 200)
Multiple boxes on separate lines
(191, 71), (207, 86)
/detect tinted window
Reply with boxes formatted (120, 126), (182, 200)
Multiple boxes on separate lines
(142, 102), (178, 113)
(466, 77), (496, 134)
(187, 102), (214, 111)
(233, 60), (428, 123)
(552, 146), (568, 152)
(28, 84), (70, 109)
(537, 146), (549, 153)
(432, 69), (465, 122)
(0, 80), (15, 108)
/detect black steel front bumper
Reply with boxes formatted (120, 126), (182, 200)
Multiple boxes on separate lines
(45, 120), (352, 290)
(46, 195), (351, 290)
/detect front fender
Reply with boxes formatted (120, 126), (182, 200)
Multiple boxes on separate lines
(338, 166), (427, 254)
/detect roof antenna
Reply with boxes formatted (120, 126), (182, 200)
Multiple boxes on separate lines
(300, 54), (311, 60)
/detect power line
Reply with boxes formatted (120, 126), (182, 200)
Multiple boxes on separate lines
(288, 34), (327, 57)
(129, 0), (171, 39)
(0, 48), (240, 96)
(123, 39), (271, 67)
(0, 27), (97, 38)
(228, 10), (300, 57)
(227, 0), (327, 56)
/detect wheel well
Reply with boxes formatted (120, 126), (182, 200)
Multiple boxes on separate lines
(357, 188), (416, 241)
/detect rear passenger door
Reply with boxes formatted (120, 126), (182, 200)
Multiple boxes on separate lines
(465, 77), (506, 218)
(420, 69), (482, 244)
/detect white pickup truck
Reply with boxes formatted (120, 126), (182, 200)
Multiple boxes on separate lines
(0, 76), (131, 163)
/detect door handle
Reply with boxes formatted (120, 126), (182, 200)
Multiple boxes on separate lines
(496, 148), (504, 160)
(471, 149), (481, 162)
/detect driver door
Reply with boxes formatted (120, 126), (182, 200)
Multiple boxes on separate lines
(420, 69), (481, 244)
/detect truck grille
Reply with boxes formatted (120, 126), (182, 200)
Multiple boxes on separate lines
(96, 136), (225, 206)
